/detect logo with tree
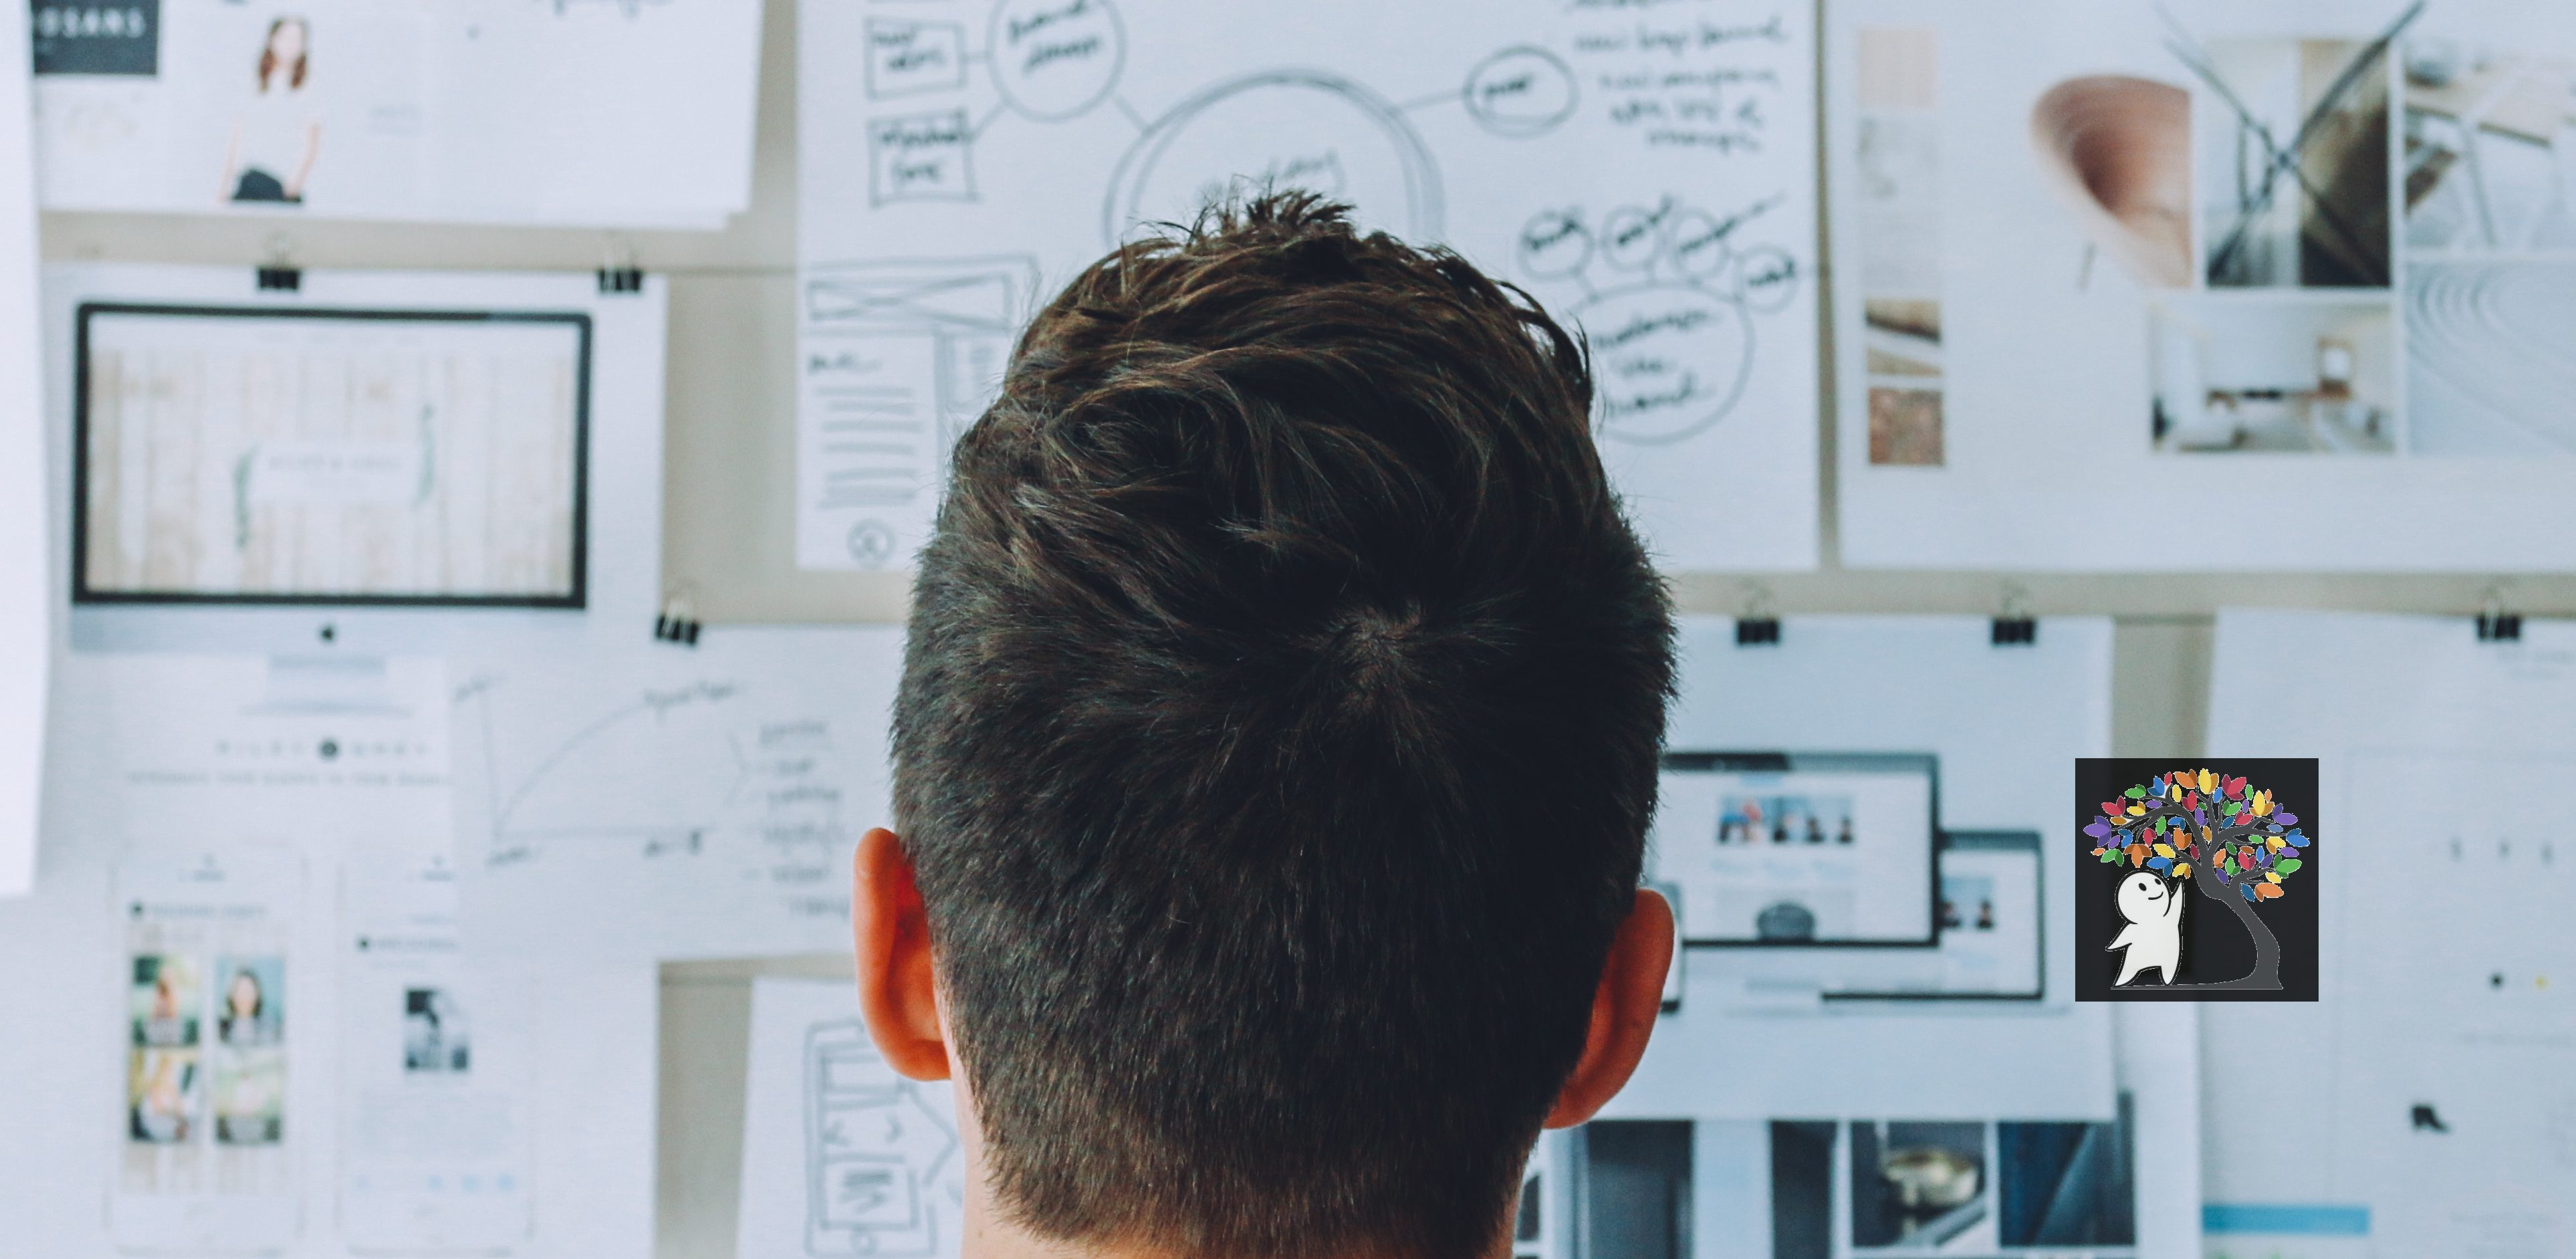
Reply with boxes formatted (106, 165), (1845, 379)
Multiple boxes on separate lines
(2082, 766), (2313, 996)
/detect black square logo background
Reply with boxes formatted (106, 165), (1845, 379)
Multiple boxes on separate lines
(2075, 758), (2319, 1002)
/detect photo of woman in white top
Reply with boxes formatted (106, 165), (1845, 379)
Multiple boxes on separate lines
(221, 16), (320, 205)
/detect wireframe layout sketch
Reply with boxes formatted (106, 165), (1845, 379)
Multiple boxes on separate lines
(798, 0), (1823, 571)
(740, 980), (967, 1259)
(74, 304), (590, 605)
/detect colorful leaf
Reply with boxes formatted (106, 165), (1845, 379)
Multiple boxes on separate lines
(2256, 882), (2283, 899)
(2198, 769), (2218, 793)
(2202, 825), (2213, 842)
(2226, 776), (2247, 799)
(2242, 883), (2260, 902)
(2174, 862), (2192, 879)
(2126, 786), (2146, 798)
(2085, 820), (2111, 838)
(2276, 812), (2298, 826)
(2127, 805), (2146, 816)
(2265, 871), (2282, 884)
(2153, 843), (2175, 859)
(2148, 856), (2172, 871)
(2288, 831), (2309, 848)
(2131, 846), (2148, 868)
(2275, 858), (2303, 874)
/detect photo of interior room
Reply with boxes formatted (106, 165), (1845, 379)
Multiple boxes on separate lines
(2149, 295), (2397, 453)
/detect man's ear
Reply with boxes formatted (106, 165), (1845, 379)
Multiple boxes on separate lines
(852, 827), (951, 1081)
(1542, 886), (1674, 1129)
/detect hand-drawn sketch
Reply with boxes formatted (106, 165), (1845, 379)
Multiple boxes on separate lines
(800, 0), (1823, 570)
(448, 629), (902, 959)
(742, 981), (967, 1259)
(1106, 71), (1441, 245)
(800, 257), (1044, 569)
(804, 1022), (963, 1257)
(1520, 197), (1802, 445)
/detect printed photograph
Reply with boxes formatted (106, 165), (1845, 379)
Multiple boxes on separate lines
(403, 986), (471, 1074)
(129, 953), (200, 1048)
(126, 1046), (201, 1145)
(2402, 38), (2576, 252)
(1850, 1121), (1988, 1251)
(2189, 36), (2394, 288)
(211, 1046), (285, 1145)
(221, 15), (320, 206)
(1938, 873), (1997, 932)
(2149, 294), (2396, 453)
(214, 955), (284, 1048)
(1717, 792), (1857, 846)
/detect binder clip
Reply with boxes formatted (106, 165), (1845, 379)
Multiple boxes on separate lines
(1991, 584), (2037, 647)
(2476, 584), (2521, 643)
(653, 586), (701, 647)
(1734, 582), (1780, 647)
(255, 235), (300, 292)
(598, 237), (643, 295)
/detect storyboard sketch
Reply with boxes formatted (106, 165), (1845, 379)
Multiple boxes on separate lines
(1829, 0), (2576, 570)
(2205, 610), (2576, 1259)
(1, 6), (47, 897)
(797, 0), (1821, 572)
(739, 980), (969, 1259)
(1607, 616), (2119, 1123)
(29, 0), (763, 228)
(448, 626), (905, 961)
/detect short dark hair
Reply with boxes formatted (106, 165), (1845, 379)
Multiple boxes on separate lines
(892, 193), (1675, 1259)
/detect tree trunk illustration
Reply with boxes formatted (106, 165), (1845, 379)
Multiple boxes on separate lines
(2185, 863), (2280, 991)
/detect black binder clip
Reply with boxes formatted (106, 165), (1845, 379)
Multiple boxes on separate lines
(256, 235), (300, 291)
(1734, 582), (1780, 647)
(2477, 583), (2523, 643)
(598, 237), (643, 294)
(2476, 584), (2522, 642)
(653, 586), (701, 647)
(1991, 584), (2036, 647)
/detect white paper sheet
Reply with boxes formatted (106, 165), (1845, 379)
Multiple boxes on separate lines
(1827, 0), (2576, 570)
(0, 652), (658, 1258)
(1, 3), (50, 896)
(2206, 610), (2576, 1259)
(739, 978), (967, 1259)
(31, 0), (761, 229)
(795, 0), (1821, 572)
(1607, 616), (2117, 1122)
(450, 625), (905, 961)
(40, 264), (671, 658)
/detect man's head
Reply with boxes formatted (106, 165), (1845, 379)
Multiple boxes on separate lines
(864, 193), (1677, 1259)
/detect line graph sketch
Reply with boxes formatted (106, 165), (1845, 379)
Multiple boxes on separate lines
(449, 630), (903, 959)
(800, 0), (1823, 570)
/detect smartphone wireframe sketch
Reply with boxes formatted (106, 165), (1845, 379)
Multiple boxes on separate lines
(110, 845), (301, 1254)
(339, 846), (532, 1254)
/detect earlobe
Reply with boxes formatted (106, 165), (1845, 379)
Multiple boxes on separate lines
(851, 827), (953, 1081)
(1542, 886), (1675, 1129)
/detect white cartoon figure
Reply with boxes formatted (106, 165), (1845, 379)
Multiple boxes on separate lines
(2108, 871), (2184, 985)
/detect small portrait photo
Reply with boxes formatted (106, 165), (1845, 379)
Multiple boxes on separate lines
(1717, 792), (1857, 846)
(403, 986), (471, 1074)
(211, 1046), (286, 1145)
(215, 955), (285, 1048)
(127, 1047), (201, 1145)
(223, 14), (322, 206)
(1849, 1121), (1989, 1251)
(1939, 873), (1998, 932)
(129, 953), (201, 1048)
